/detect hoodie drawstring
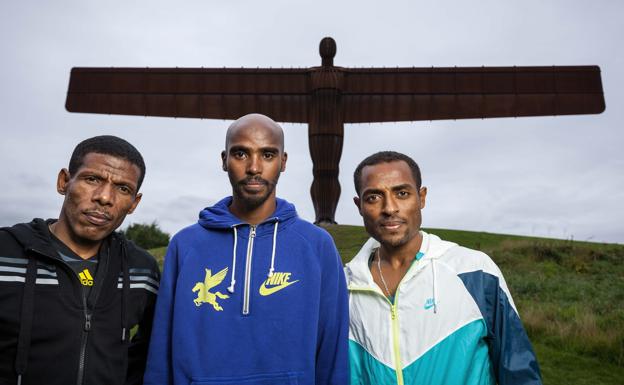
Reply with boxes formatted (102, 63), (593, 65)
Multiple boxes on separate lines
(15, 257), (37, 385)
(227, 226), (239, 293)
(121, 241), (129, 342)
(228, 221), (280, 292)
(431, 259), (438, 314)
(267, 221), (279, 277)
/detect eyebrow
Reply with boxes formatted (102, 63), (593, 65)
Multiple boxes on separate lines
(391, 184), (414, 192)
(77, 169), (138, 189)
(362, 183), (415, 195)
(229, 145), (280, 153)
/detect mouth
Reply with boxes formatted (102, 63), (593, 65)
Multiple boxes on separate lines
(83, 211), (112, 226)
(379, 220), (405, 231)
(240, 178), (267, 192)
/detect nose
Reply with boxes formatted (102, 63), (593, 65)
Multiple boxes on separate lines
(382, 194), (399, 215)
(246, 154), (262, 175)
(93, 183), (114, 206)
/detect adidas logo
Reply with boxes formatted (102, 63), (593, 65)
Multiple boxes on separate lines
(79, 269), (94, 286)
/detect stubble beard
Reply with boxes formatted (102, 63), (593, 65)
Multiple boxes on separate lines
(232, 176), (279, 211)
(365, 219), (417, 250)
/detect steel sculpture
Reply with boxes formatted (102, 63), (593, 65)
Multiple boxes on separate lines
(65, 37), (605, 224)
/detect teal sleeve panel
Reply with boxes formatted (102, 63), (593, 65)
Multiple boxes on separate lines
(402, 319), (493, 385)
(349, 340), (396, 385)
(349, 320), (494, 385)
(458, 271), (542, 385)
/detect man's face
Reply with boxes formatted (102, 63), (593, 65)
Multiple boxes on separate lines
(57, 152), (142, 244)
(354, 160), (426, 249)
(222, 121), (287, 211)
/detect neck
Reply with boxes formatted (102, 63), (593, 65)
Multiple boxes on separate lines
(49, 220), (102, 260)
(378, 232), (423, 269)
(229, 196), (277, 225)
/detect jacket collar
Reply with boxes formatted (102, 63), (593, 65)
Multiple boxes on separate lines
(345, 231), (456, 288)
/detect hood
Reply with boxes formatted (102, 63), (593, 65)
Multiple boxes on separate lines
(346, 231), (456, 287)
(198, 196), (298, 231)
(345, 231), (456, 313)
(4, 218), (59, 257)
(197, 196), (299, 294)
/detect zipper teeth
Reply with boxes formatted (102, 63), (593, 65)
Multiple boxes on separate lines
(351, 288), (403, 385)
(32, 242), (110, 385)
(391, 301), (404, 385)
(30, 248), (91, 385)
(77, 331), (88, 385)
(242, 226), (256, 315)
(348, 258), (422, 385)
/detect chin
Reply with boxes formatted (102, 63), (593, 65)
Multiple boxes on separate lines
(77, 225), (113, 242)
(242, 193), (271, 208)
(379, 234), (409, 248)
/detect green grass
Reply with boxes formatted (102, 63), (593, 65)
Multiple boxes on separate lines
(533, 341), (624, 385)
(150, 225), (624, 385)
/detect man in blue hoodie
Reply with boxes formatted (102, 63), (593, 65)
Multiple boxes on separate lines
(144, 113), (350, 385)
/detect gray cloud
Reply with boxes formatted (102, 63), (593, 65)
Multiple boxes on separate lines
(1, 0), (622, 244)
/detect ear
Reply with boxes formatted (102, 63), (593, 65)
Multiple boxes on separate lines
(126, 193), (142, 215)
(353, 196), (362, 214)
(221, 151), (227, 171)
(280, 152), (288, 172)
(56, 168), (70, 195)
(419, 187), (427, 209)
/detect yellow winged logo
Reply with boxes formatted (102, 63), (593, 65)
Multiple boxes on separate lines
(191, 267), (230, 311)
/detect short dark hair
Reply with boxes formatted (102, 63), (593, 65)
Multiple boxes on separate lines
(353, 151), (422, 196)
(68, 135), (146, 190)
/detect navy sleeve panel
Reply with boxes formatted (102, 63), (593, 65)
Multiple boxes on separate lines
(458, 271), (542, 385)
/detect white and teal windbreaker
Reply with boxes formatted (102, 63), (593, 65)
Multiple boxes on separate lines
(346, 231), (542, 385)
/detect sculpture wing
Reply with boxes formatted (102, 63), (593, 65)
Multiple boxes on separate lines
(341, 65), (605, 122)
(204, 267), (229, 290)
(65, 67), (310, 123)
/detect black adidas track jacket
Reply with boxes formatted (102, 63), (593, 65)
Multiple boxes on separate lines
(0, 219), (160, 385)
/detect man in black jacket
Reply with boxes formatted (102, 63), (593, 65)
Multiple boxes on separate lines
(0, 135), (160, 385)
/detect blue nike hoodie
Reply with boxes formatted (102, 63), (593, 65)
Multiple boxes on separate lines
(144, 197), (349, 385)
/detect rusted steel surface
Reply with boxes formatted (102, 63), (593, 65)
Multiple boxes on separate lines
(66, 65), (604, 122)
(65, 37), (605, 224)
(66, 68), (311, 122)
(342, 66), (604, 122)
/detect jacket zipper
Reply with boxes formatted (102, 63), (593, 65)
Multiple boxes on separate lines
(76, 291), (91, 385)
(242, 225), (256, 315)
(390, 299), (403, 385)
(349, 286), (404, 385)
(348, 259), (422, 385)
(30, 246), (108, 385)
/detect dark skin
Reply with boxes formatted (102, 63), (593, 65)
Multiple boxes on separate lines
(49, 152), (142, 259)
(221, 113), (287, 225)
(354, 160), (427, 297)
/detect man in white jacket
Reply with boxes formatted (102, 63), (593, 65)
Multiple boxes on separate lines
(346, 151), (542, 385)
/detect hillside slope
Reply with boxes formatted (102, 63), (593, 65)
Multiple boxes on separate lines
(150, 225), (624, 385)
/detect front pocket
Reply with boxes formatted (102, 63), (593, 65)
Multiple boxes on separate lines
(191, 371), (302, 385)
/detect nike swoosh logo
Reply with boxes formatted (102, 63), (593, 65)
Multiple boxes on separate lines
(259, 280), (299, 296)
(424, 303), (435, 310)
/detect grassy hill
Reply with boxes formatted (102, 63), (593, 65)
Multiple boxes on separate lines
(150, 225), (624, 385)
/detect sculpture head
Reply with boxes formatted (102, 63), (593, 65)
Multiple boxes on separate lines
(320, 37), (336, 67)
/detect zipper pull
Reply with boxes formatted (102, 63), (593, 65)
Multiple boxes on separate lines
(391, 305), (397, 320)
(250, 226), (256, 238)
(84, 313), (92, 331)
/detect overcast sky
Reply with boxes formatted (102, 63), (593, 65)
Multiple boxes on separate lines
(1, 0), (622, 244)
